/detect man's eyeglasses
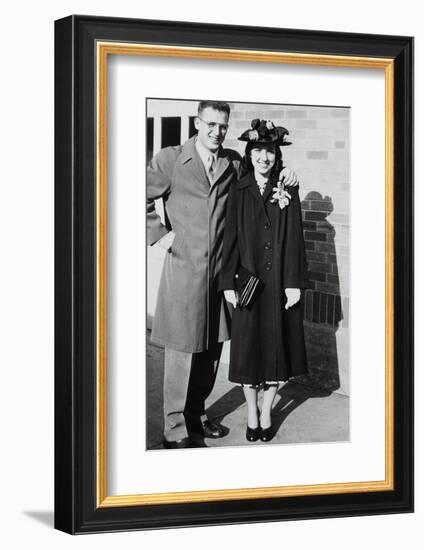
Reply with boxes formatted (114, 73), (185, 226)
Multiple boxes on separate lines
(198, 117), (229, 133)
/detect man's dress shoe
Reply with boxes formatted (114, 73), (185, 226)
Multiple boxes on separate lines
(189, 419), (226, 439)
(162, 436), (193, 449)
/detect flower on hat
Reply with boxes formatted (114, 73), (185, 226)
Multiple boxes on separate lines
(238, 119), (291, 145)
(257, 120), (269, 138)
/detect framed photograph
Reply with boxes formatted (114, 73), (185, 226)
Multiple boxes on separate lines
(54, 15), (413, 533)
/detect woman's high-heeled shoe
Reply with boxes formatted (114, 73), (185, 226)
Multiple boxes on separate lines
(259, 425), (274, 442)
(246, 426), (260, 442)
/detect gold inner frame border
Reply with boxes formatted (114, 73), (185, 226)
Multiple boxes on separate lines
(96, 42), (395, 508)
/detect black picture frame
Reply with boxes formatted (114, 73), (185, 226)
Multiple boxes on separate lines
(54, 15), (413, 534)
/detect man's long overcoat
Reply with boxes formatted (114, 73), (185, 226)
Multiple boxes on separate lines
(219, 172), (308, 384)
(147, 137), (241, 353)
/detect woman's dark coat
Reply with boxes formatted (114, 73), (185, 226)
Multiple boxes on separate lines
(219, 172), (308, 384)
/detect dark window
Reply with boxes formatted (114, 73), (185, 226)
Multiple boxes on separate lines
(189, 116), (197, 138)
(161, 117), (181, 148)
(146, 117), (154, 162)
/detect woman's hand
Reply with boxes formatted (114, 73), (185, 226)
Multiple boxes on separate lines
(224, 289), (238, 308)
(279, 167), (299, 187)
(284, 288), (301, 309)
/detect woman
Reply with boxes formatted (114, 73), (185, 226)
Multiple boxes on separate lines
(219, 119), (308, 442)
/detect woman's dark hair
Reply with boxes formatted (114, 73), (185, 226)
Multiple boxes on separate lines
(240, 142), (283, 179)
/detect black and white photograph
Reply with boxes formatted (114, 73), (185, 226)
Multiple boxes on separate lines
(146, 98), (350, 450)
(0, 0), (417, 542)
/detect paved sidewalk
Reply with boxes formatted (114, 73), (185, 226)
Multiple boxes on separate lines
(146, 322), (349, 450)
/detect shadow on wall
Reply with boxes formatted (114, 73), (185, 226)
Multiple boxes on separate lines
(297, 191), (344, 393)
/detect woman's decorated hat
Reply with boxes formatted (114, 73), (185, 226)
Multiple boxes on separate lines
(238, 118), (291, 146)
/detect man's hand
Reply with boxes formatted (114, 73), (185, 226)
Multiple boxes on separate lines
(157, 231), (176, 252)
(224, 289), (238, 308)
(284, 288), (301, 309)
(279, 167), (299, 187)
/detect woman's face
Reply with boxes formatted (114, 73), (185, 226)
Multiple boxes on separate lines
(250, 144), (276, 177)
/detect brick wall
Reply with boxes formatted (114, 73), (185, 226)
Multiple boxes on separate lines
(226, 102), (350, 330)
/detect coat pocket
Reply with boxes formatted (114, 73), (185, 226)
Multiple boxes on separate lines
(170, 230), (185, 257)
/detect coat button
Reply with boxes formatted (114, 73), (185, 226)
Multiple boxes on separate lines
(264, 222), (270, 230)
(265, 261), (272, 270)
(264, 242), (271, 250)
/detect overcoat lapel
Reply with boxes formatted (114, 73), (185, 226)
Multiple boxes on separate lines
(244, 173), (266, 203)
(241, 173), (273, 221)
(178, 137), (210, 192)
(242, 174), (277, 204)
(211, 150), (230, 189)
(262, 179), (276, 204)
(240, 173), (259, 200)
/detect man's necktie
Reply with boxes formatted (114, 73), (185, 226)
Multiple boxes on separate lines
(207, 155), (215, 184)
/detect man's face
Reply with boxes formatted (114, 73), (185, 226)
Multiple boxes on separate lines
(194, 107), (229, 152)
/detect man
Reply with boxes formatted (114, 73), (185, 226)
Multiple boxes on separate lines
(147, 101), (299, 448)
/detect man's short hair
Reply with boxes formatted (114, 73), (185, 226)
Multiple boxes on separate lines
(198, 100), (231, 117)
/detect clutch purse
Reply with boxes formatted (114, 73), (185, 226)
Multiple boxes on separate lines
(234, 266), (262, 308)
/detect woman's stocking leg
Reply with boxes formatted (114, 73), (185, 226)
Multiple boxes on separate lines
(242, 386), (259, 428)
(260, 383), (279, 429)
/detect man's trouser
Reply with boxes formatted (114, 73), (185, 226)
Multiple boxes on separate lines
(163, 343), (223, 441)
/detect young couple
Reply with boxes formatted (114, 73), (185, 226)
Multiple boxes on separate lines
(147, 100), (307, 449)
